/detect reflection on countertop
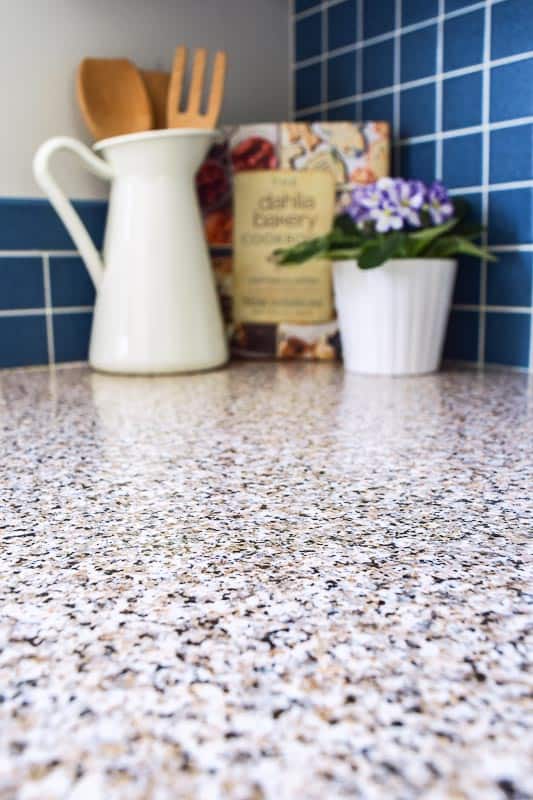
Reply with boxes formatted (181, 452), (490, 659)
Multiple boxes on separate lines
(1, 363), (532, 800)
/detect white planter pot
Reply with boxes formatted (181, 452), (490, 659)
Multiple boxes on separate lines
(333, 258), (457, 376)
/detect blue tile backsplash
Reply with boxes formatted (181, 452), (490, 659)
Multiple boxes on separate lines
(443, 8), (484, 71)
(49, 256), (96, 308)
(295, 10), (323, 61)
(0, 0), (531, 372)
(0, 199), (105, 369)
(53, 312), (93, 364)
(400, 25), (437, 82)
(363, 0), (395, 38)
(442, 72), (483, 131)
(0, 315), (48, 369)
(402, 0), (439, 26)
(0, 257), (44, 310)
(328, 0), (357, 50)
(293, 0), (533, 370)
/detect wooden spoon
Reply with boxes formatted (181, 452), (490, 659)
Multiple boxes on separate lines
(166, 46), (227, 129)
(141, 70), (170, 130)
(77, 58), (153, 141)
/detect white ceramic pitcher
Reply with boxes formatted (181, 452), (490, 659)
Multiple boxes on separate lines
(33, 129), (228, 374)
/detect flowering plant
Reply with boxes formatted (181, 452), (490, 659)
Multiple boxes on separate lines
(274, 177), (495, 269)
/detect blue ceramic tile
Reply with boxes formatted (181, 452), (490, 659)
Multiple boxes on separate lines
(363, 0), (395, 38)
(362, 40), (394, 92)
(53, 312), (92, 363)
(402, 0), (438, 26)
(362, 93), (394, 125)
(328, 51), (357, 102)
(400, 141), (437, 183)
(49, 256), (96, 308)
(0, 257), (44, 310)
(400, 84), (436, 138)
(486, 252), (533, 307)
(0, 198), (107, 251)
(444, 310), (479, 361)
(445, 0), (480, 10)
(0, 315), (48, 368)
(492, 0), (533, 60)
(295, 0), (320, 12)
(442, 71), (482, 130)
(488, 188), (533, 244)
(295, 12), (322, 62)
(401, 25), (437, 82)
(459, 191), (483, 226)
(444, 9), (484, 72)
(295, 109), (325, 122)
(490, 124), (533, 184)
(485, 312), (531, 368)
(295, 62), (322, 110)
(327, 102), (358, 121)
(328, 0), (357, 51)
(442, 133), (483, 188)
(490, 59), (533, 123)
(453, 255), (481, 305)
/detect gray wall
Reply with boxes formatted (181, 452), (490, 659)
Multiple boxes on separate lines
(0, 0), (289, 198)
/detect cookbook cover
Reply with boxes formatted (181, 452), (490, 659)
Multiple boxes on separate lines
(196, 121), (390, 359)
(233, 170), (336, 325)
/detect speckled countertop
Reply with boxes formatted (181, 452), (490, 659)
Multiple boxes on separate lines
(0, 363), (532, 800)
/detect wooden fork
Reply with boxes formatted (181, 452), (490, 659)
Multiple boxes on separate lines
(166, 46), (227, 130)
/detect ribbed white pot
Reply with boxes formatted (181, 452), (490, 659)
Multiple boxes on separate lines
(333, 258), (457, 376)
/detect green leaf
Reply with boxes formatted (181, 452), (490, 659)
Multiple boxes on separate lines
(325, 248), (362, 261)
(329, 231), (364, 249)
(273, 235), (330, 265)
(358, 232), (405, 269)
(407, 218), (459, 256)
(425, 235), (497, 260)
(333, 213), (359, 237)
(453, 223), (484, 238)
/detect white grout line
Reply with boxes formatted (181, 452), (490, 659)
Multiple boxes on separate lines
(490, 244), (533, 252)
(293, 48), (533, 110)
(53, 306), (93, 315)
(435, 0), (445, 181)
(393, 0), (402, 174)
(0, 307), (47, 318)
(42, 255), (55, 366)
(449, 179), (533, 194)
(293, 0), (342, 22)
(0, 305), (93, 318)
(293, 11), (531, 71)
(0, 250), (79, 258)
(453, 304), (533, 314)
(399, 116), (533, 145)
(292, 0), (507, 27)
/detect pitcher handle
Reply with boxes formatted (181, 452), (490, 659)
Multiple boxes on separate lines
(33, 137), (114, 289)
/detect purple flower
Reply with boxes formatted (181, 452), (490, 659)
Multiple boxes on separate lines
(344, 178), (455, 233)
(426, 181), (454, 225)
(346, 193), (372, 227)
(396, 180), (425, 227)
(369, 201), (404, 233)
